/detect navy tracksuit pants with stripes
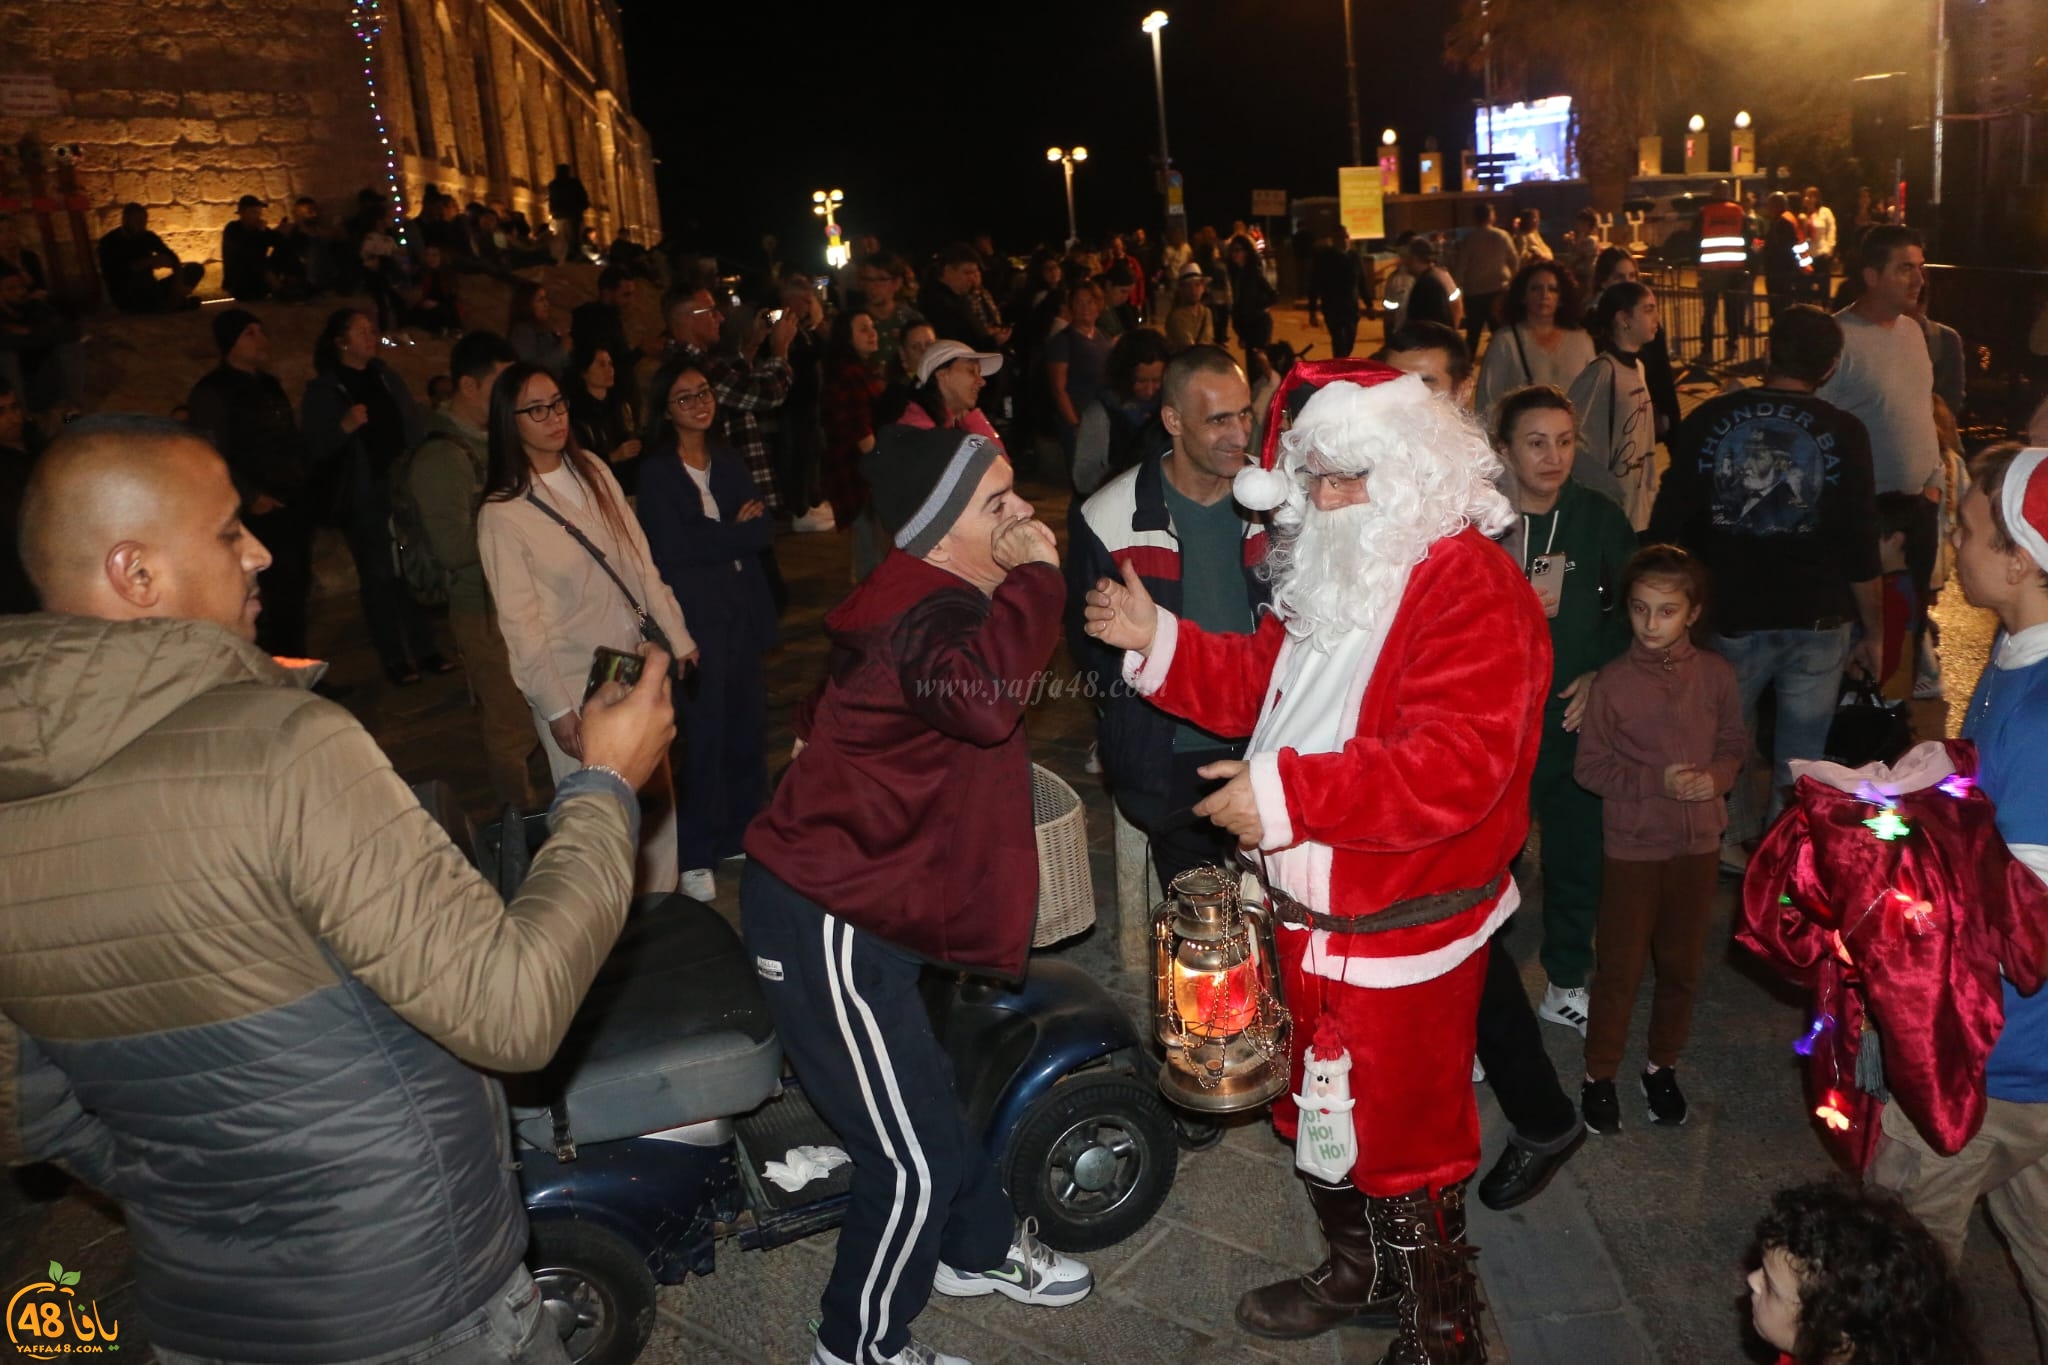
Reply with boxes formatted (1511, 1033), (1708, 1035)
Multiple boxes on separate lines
(741, 862), (1013, 1364)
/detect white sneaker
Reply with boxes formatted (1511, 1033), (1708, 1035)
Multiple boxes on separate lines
(793, 502), (837, 533)
(933, 1218), (1092, 1307)
(680, 868), (716, 901)
(809, 1338), (968, 1365)
(1473, 1056), (1487, 1084)
(1539, 983), (1590, 1036)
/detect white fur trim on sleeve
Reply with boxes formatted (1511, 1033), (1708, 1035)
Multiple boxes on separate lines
(1120, 609), (1180, 696)
(1248, 750), (1295, 851)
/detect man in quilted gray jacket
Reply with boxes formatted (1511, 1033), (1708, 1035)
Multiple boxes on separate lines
(0, 415), (675, 1363)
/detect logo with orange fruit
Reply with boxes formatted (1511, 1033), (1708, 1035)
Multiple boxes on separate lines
(6, 1261), (120, 1354)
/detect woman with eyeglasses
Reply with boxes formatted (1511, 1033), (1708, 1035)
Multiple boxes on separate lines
(477, 361), (696, 897)
(300, 306), (447, 687)
(633, 356), (777, 903)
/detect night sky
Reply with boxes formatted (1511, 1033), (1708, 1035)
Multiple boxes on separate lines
(620, 1), (1479, 265)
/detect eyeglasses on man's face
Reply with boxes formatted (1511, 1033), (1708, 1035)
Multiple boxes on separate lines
(1296, 469), (1366, 492)
(516, 394), (569, 422)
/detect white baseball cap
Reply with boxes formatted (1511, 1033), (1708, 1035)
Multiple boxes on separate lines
(917, 339), (1004, 386)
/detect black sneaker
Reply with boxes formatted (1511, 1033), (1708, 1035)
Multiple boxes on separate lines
(1641, 1067), (1688, 1126)
(1580, 1079), (1621, 1135)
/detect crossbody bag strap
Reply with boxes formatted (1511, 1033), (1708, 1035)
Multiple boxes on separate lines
(1512, 324), (1532, 385)
(523, 488), (652, 629)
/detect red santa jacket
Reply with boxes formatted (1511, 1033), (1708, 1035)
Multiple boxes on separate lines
(1736, 740), (2048, 1168)
(1127, 526), (1550, 977)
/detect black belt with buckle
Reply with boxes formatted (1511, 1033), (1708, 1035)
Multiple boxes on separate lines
(1251, 868), (1509, 936)
(1719, 616), (1852, 639)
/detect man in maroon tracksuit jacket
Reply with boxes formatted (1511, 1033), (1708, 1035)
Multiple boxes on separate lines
(742, 425), (1093, 1365)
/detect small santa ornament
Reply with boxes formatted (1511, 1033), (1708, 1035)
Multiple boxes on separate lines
(1292, 1016), (1357, 1182)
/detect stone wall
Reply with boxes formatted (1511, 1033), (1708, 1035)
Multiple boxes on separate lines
(1, 0), (379, 275)
(0, 0), (660, 293)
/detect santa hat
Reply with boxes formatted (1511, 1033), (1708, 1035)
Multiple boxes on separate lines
(2001, 448), (2048, 573)
(1307, 1015), (1350, 1067)
(1232, 358), (1412, 513)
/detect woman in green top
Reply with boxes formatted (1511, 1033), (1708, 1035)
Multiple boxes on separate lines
(1492, 384), (1640, 1035)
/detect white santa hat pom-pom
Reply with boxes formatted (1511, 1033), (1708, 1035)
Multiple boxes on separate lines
(1234, 463), (1294, 512)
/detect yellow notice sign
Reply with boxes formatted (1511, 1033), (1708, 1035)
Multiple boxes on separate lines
(1338, 165), (1383, 242)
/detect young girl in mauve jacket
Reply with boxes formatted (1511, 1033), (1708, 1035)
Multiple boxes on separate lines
(1573, 544), (1748, 1134)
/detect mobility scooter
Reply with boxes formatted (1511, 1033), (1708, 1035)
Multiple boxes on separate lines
(420, 771), (1185, 1365)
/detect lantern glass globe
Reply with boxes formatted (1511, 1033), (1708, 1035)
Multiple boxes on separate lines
(1734, 111), (1752, 129)
(1381, 128), (1398, 146)
(1142, 9), (1168, 34)
(1072, 147), (1088, 162)
(1047, 147), (1062, 162)
(1688, 114), (1706, 133)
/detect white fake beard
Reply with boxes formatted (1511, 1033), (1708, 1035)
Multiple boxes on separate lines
(1265, 500), (1426, 644)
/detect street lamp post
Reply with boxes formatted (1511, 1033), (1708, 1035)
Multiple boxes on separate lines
(1341, 0), (1362, 167)
(1141, 10), (1175, 225)
(811, 188), (847, 268)
(1047, 146), (1088, 246)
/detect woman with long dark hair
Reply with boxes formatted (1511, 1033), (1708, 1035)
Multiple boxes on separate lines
(562, 339), (641, 495)
(299, 306), (444, 686)
(476, 361), (694, 896)
(635, 355), (777, 901)
(1474, 260), (1597, 421)
(1225, 233), (1277, 366)
(506, 279), (567, 375)
(1587, 247), (1679, 441)
(1567, 281), (1661, 528)
(818, 309), (887, 579)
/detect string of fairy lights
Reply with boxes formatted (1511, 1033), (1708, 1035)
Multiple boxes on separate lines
(348, 0), (408, 244)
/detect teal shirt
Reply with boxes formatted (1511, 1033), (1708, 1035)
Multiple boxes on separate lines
(1517, 479), (1637, 772)
(1161, 477), (1256, 752)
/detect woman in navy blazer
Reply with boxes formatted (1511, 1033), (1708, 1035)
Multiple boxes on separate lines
(635, 356), (779, 899)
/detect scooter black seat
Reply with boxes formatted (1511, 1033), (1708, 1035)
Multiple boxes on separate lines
(506, 895), (782, 1147)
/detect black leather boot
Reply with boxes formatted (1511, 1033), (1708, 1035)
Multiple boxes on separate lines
(1372, 1180), (1487, 1364)
(1235, 1175), (1401, 1338)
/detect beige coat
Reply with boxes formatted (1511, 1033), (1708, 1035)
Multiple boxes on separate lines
(0, 613), (638, 1355)
(479, 456), (693, 892)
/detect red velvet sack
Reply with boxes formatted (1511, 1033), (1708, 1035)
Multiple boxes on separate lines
(1736, 739), (2048, 1169)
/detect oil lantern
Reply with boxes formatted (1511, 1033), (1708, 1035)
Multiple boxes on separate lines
(1152, 866), (1291, 1113)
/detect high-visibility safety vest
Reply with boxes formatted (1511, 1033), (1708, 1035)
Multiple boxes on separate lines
(1697, 200), (1749, 271)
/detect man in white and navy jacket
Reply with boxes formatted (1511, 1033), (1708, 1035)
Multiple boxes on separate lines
(1065, 344), (1268, 889)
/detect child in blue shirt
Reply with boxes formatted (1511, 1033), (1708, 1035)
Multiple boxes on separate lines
(1866, 442), (2048, 1325)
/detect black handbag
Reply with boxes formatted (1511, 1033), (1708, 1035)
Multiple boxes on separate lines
(523, 489), (677, 660)
(1823, 671), (1913, 768)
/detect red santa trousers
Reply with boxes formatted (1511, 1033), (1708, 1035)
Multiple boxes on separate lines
(1268, 931), (1489, 1197)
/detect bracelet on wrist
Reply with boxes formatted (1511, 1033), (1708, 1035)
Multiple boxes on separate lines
(580, 763), (632, 789)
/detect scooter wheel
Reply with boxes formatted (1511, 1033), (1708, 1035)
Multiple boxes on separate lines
(529, 1220), (657, 1365)
(1004, 1073), (1178, 1253)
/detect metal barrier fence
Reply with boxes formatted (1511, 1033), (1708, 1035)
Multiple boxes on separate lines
(1639, 265), (1819, 381)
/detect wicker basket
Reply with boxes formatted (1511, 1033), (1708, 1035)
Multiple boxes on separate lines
(1031, 764), (1096, 947)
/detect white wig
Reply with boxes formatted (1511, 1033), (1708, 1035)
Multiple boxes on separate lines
(1256, 375), (1515, 640)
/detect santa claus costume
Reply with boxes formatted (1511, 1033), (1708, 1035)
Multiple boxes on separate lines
(1107, 361), (1551, 1362)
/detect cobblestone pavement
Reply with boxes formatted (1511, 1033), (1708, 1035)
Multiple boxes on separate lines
(3, 301), (2032, 1364)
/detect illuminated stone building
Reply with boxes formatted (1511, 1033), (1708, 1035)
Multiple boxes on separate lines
(0, 0), (660, 282)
